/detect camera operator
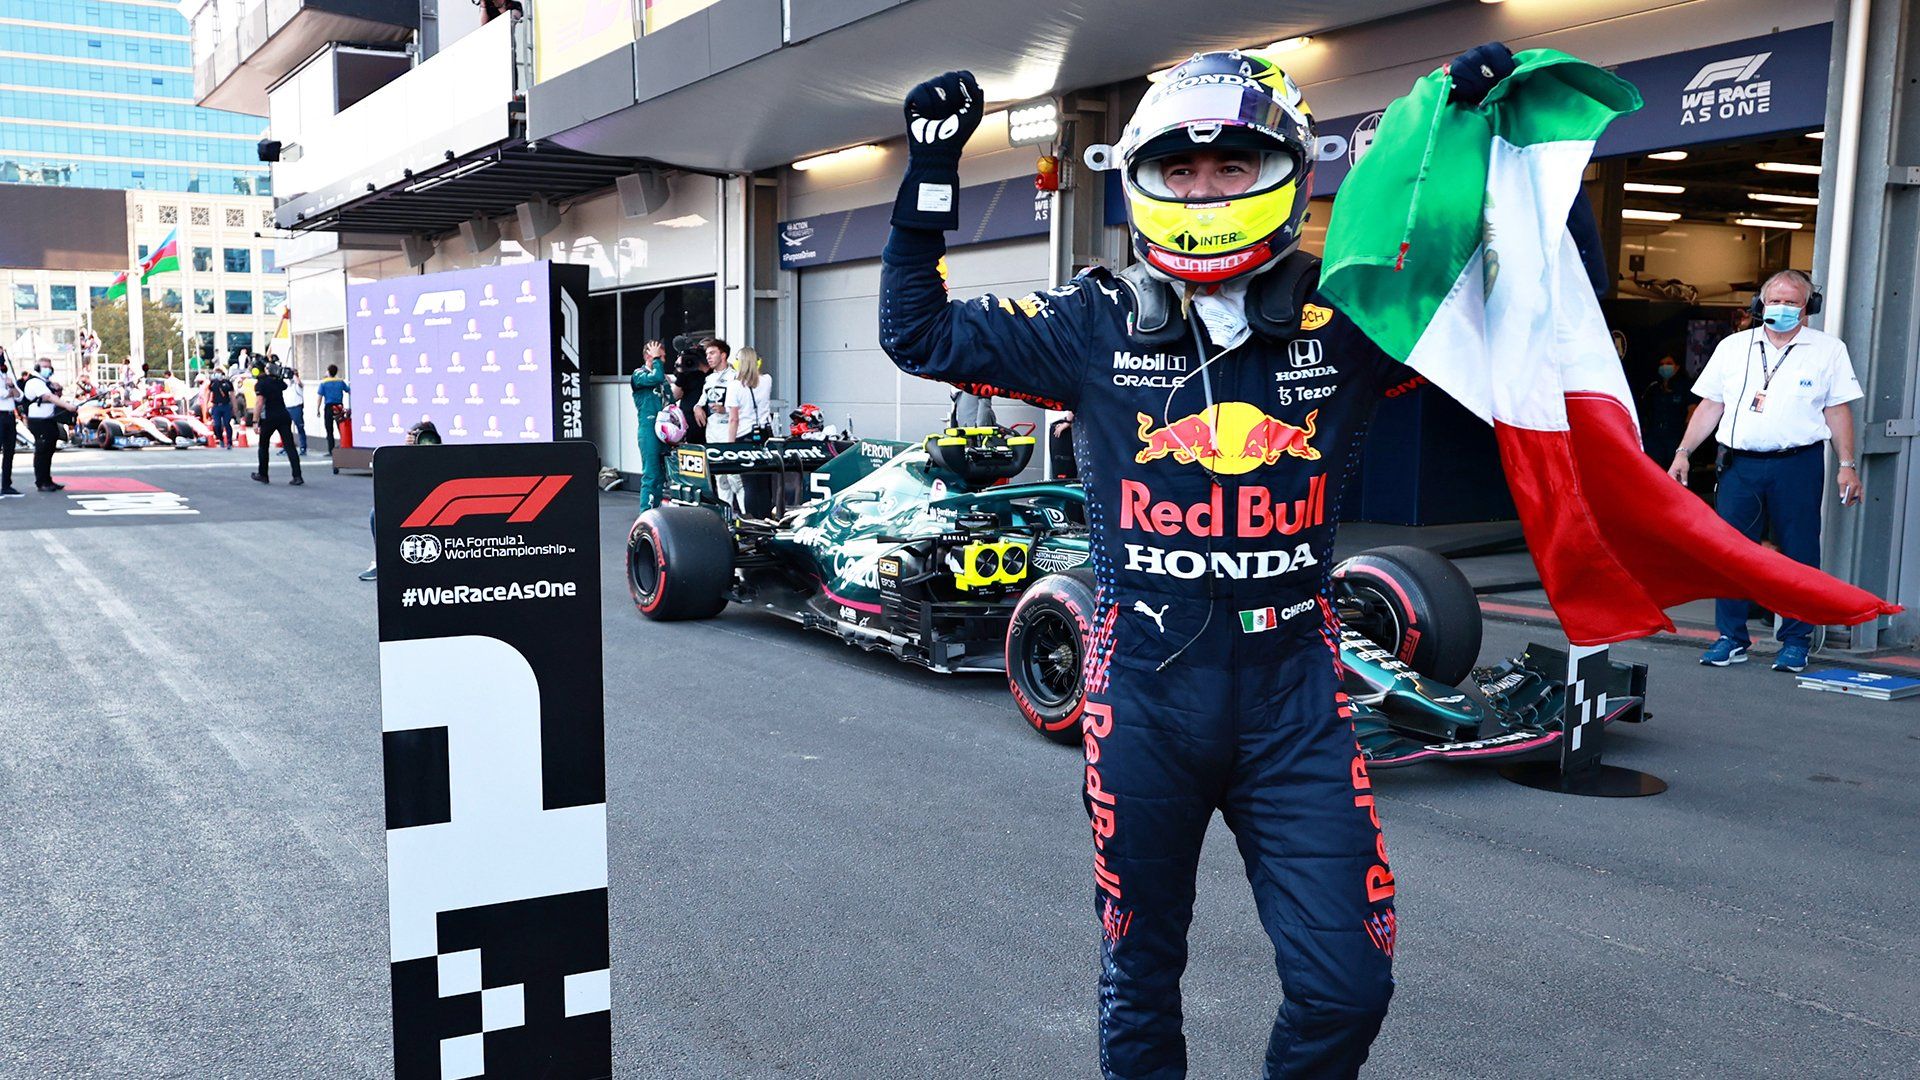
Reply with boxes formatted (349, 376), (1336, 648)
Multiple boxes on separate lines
(0, 351), (22, 497)
(248, 362), (303, 486)
(21, 358), (73, 492)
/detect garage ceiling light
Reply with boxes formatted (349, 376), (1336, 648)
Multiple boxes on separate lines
(1007, 100), (1060, 147)
(1647, 150), (1689, 161)
(792, 144), (883, 171)
(1622, 208), (1681, 222)
(1757, 161), (1821, 175)
(1624, 182), (1686, 194)
(1748, 192), (1821, 207)
(1736, 217), (1804, 230)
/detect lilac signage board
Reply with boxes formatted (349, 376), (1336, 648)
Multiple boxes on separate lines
(348, 262), (590, 447)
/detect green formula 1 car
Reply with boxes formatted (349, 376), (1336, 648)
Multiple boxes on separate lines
(627, 428), (1647, 767)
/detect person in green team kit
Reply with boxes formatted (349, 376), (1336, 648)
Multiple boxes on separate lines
(630, 339), (669, 510)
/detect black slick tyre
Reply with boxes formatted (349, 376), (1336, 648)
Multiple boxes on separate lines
(1007, 568), (1097, 745)
(628, 505), (733, 620)
(1333, 545), (1482, 685)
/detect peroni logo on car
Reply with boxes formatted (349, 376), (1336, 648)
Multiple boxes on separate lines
(1135, 403), (1320, 474)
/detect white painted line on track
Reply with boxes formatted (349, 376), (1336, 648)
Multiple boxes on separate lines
(49, 455), (329, 472)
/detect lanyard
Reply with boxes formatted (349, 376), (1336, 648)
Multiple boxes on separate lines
(1755, 336), (1800, 393)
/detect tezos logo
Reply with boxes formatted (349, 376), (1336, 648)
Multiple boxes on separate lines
(399, 534), (443, 564)
(1680, 52), (1771, 127)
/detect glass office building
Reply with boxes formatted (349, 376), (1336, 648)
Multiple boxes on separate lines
(0, 0), (268, 194)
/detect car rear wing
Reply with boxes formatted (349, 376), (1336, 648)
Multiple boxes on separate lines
(667, 438), (911, 504)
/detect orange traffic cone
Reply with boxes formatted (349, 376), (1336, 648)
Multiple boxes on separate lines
(237, 426), (250, 448)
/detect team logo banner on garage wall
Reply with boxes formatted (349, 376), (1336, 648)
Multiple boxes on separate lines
(779, 177), (1051, 269)
(374, 441), (610, 1080)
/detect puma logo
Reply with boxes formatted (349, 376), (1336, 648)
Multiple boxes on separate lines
(1132, 600), (1170, 633)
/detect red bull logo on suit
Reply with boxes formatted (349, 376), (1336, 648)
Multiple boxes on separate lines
(1135, 402), (1320, 473)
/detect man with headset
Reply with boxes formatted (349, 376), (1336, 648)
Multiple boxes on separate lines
(1667, 268), (1863, 672)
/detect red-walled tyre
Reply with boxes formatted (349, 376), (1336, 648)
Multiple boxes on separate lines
(627, 505), (733, 621)
(1007, 568), (1097, 745)
(1332, 545), (1481, 685)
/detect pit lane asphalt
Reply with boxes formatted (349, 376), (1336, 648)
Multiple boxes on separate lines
(0, 454), (1913, 1078)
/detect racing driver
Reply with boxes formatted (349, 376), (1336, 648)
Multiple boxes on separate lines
(878, 46), (1538, 1079)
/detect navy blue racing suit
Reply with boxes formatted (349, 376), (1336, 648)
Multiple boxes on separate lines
(880, 226), (1400, 1079)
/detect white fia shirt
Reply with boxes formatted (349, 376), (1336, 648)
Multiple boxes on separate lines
(1690, 325), (1862, 452)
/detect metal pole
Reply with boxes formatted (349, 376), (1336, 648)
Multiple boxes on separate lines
(1822, 0), (1872, 340)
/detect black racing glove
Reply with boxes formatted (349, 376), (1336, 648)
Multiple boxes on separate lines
(891, 70), (983, 233)
(1448, 42), (1516, 106)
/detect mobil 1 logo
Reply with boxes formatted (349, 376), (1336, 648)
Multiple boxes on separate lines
(373, 441), (610, 1080)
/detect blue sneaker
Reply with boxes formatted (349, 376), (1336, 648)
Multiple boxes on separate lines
(1773, 642), (1810, 672)
(1700, 637), (1749, 666)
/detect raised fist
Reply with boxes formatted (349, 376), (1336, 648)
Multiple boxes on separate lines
(1448, 42), (1516, 106)
(904, 71), (983, 160)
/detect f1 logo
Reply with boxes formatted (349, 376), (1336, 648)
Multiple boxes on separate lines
(402, 475), (570, 527)
(1289, 338), (1324, 368)
(1684, 52), (1770, 91)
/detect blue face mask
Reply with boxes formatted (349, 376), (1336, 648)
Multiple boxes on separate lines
(1762, 303), (1803, 332)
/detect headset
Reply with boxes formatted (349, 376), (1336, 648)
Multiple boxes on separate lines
(1748, 268), (1824, 318)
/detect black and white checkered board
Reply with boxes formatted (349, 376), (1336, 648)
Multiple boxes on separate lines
(375, 442), (610, 1080)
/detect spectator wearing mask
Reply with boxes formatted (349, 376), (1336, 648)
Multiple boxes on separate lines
(281, 367), (309, 456)
(1638, 354), (1691, 465)
(1669, 269), (1863, 673)
(248, 364), (304, 486)
(317, 365), (349, 454)
(208, 369), (236, 448)
(21, 358), (73, 492)
(0, 352), (22, 497)
(726, 346), (777, 518)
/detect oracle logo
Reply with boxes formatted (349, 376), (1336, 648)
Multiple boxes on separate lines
(401, 475), (570, 528)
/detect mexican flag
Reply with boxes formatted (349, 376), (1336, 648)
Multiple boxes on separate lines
(1239, 606), (1278, 634)
(141, 227), (180, 282)
(103, 270), (129, 303)
(1321, 50), (1899, 645)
